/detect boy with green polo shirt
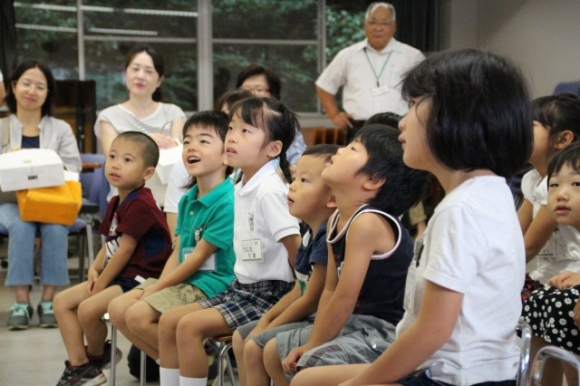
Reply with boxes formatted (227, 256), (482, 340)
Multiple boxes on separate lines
(107, 111), (235, 365)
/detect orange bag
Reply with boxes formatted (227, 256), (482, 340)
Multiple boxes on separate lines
(16, 181), (82, 226)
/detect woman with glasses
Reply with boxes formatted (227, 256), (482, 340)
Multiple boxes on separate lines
(235, 64), (306, 164)
(0, 60), (82, 331)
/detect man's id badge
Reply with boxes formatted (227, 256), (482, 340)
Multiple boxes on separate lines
(199, 254), (216, 271)
(241, 239), (263, 262)
(371, 85), (389, 96)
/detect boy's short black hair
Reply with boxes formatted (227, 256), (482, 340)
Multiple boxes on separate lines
(182, 110), (233, 177)
(547, 141), (580, 184)
(302, 144), (341, 163)
(363, 112), (402, 129)
(114, 131), (159, 168)
(215, 89), (253, 113)
(355, 124), (431, 216)
(402, 48), (533, 179)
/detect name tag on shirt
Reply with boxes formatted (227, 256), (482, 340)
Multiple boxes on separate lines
(404, 238), (423, 312)
(371, 85), (389, 96)
(183, 247), (216, 271)
(538, 237), (556, 261)
(241, 239), (263, 262)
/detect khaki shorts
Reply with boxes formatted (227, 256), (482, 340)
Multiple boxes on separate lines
(137, 278), (207, 314)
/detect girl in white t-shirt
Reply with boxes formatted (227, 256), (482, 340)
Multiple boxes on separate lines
(518, 94), (580, 286)
(291, 49), (533, 386)
(157, 96), (301, 386)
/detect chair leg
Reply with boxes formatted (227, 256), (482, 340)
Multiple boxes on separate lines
(217, 342), (237, 386)
(86, 222), (94, 269)
(110, 325), (117, 386)
(78, 233), (86, 282)
(139, 350), (146, 386)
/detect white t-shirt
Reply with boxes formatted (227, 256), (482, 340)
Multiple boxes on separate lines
(316, 38), (424, 119)
(163, 161), (190, 213)
(521, 169), (580, 283)
(397, 176), (524, 385)
(233, 160), (300, 284)
(94, 103), (185, 139)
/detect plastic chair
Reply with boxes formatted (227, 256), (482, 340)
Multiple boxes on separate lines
(531, 345), (580, 385)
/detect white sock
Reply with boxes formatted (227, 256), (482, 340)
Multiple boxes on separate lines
(179, 375), (208, 386)
(160, 367), (180, 386)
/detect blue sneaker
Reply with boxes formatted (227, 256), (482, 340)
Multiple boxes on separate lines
(7, 302), (33, 330)
(38, 300), (58, 328)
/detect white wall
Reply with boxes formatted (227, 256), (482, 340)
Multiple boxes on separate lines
(446, 0), (580, 98)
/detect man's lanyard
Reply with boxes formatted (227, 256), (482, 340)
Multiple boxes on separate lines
(364, 47), (393, 87)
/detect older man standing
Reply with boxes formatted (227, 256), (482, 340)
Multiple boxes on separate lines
(316, 2), (424, 142)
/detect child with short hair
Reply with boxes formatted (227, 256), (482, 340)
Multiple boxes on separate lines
(292, 48), (533, 386)
(263, 124), (430, 386)
(157, 96), (302, 386)
(106, 111), (236, 364)
(521, 141), (580, 386)
(233, 144), (340, 386)
(53, 131), (173, 386)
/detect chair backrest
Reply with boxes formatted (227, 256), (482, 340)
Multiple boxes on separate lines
(531, 345), (580, 385)
(80, 153), (109, 219)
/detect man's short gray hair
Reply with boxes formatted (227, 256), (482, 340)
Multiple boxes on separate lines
(365, 2), (396, 22)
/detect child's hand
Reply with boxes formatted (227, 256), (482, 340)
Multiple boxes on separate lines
(562, 274), (580, 289)
(90, 277), (107, 295)
(282, 345), (305, 374)
(87, 268), (99, 294)
(574, 299), (580, 328)
(549, 271), (580, 289)
(139, 284), (160, 300)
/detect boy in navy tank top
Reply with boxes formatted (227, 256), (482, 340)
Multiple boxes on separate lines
(263, 125), (431, 385)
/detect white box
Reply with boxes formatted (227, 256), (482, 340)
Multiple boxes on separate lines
(156, 145), (183, 185)
(0, 149), (65, 192)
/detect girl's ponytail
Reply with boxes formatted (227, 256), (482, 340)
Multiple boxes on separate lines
(279, 152), (292, 184)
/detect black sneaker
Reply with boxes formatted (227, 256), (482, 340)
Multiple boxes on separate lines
(7, 303), (33, 330)
(55, 360), (106, 386)
(87, 340), (122, 370)
(38, 300), (58, 328)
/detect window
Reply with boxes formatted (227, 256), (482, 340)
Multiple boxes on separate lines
(14, 0), (323, 113)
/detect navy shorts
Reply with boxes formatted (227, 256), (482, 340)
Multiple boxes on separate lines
(107, 277), (140, 293)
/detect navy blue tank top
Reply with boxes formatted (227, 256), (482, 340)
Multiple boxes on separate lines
(328, 205), (413, 325)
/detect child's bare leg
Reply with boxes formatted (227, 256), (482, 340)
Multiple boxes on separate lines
(244, 339), (270, 386)
(176, 308), (231, 378)
(530, 335), (564, 386)
(563, 362), (579, 386)
(53, 282), (92, 365)
(263, 338), (290, 386)
(124, 300), (164, 359)
(158, 302), (204, 368)
(290, 363), (370, 386)
(77, 285), (123, 357)
(108, 290), (158, 358)
(233, 330), (248, 386)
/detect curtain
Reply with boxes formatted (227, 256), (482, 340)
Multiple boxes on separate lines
(0, 0), (17, 82)
(375, 0), (444, 54)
